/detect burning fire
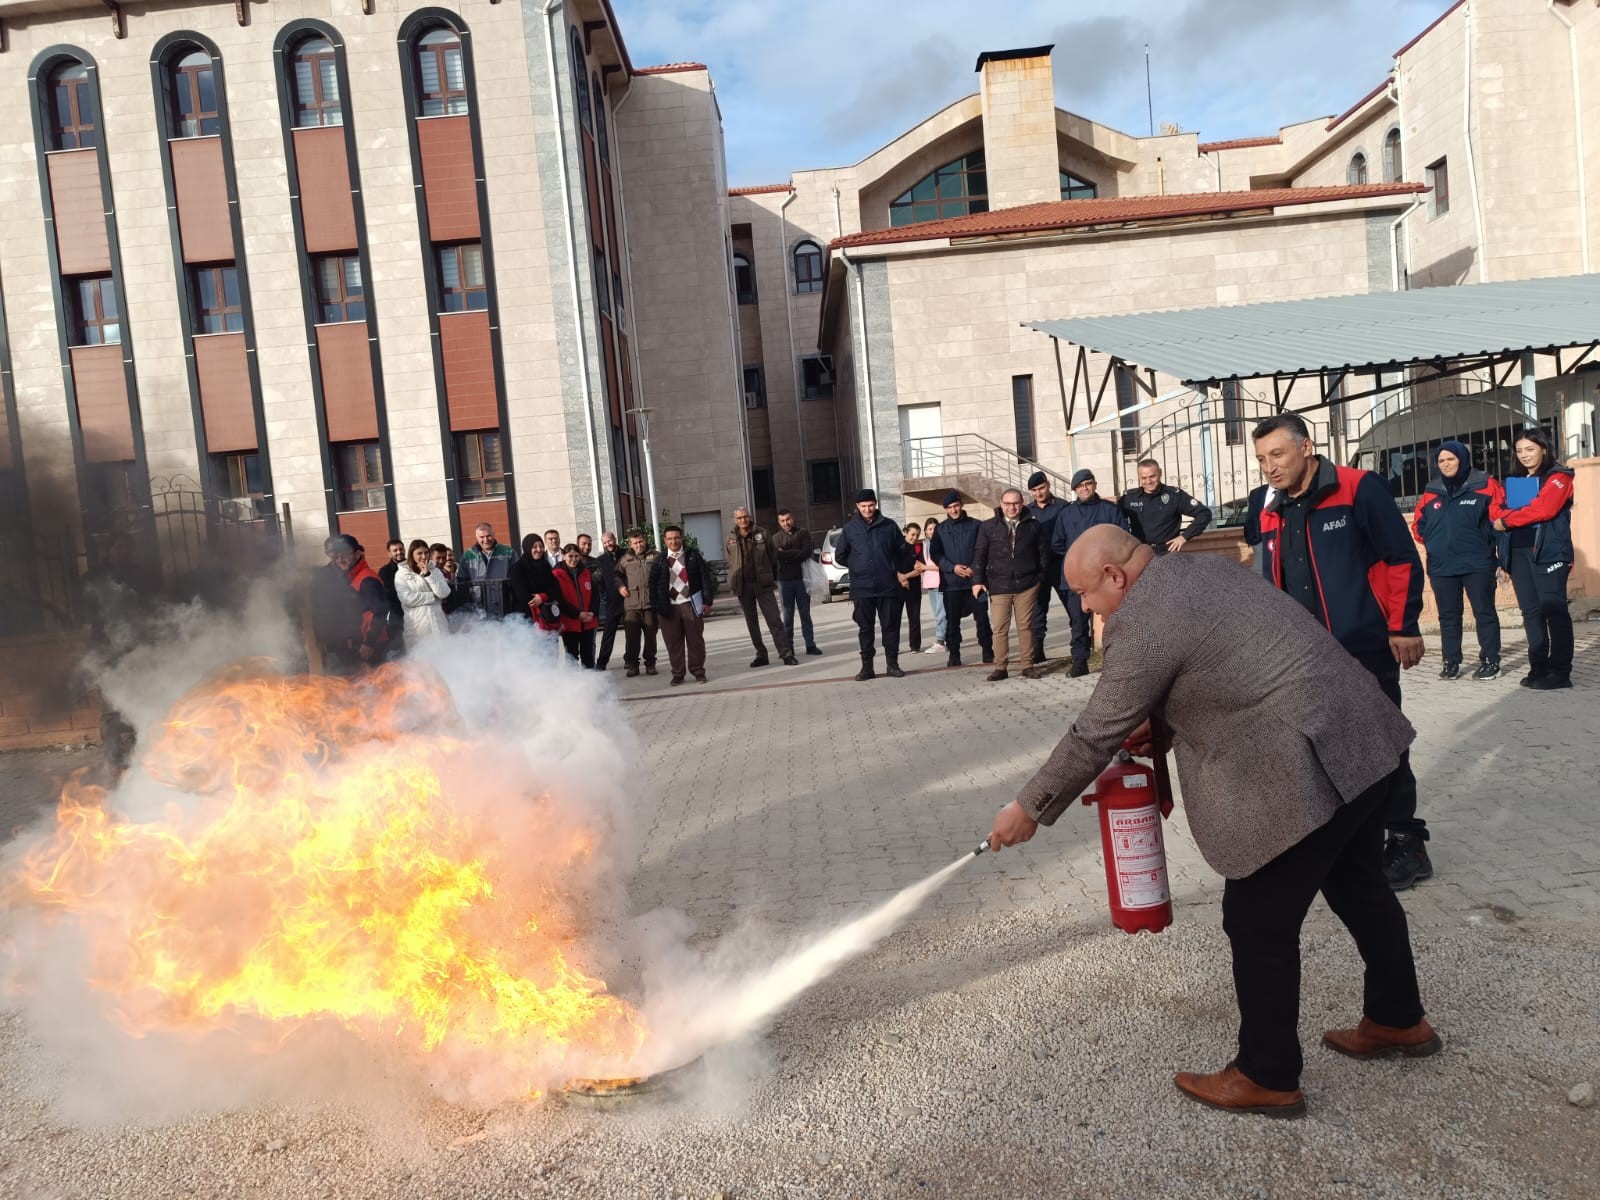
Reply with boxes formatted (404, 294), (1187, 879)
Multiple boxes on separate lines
(8, 660), (646, 1099)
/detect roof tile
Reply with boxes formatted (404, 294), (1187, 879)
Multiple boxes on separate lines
(728, 183), (795, 196)
(829, 183), (1428, 250)
(633, 62), (707, 76)
(1196, 135), (1283, 153)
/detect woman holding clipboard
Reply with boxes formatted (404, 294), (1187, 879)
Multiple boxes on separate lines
(1491, 428), (1576, 689)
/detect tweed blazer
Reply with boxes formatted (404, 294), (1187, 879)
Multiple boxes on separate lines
(1017, 553), (1415, 878)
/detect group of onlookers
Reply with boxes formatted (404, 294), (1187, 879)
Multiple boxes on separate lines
(310, 521), (721, 686)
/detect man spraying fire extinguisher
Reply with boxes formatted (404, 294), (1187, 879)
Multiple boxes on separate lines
(986, 526), (1442, 1120)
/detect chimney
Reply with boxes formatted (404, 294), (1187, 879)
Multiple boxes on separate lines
(975, 46), (1059, 210)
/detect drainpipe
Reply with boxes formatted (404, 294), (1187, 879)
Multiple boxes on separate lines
(831, 185), (851, 494)
(1462, 2), (1489, 282)
(1548, 0), (1591, 272)
(1389, 197), (1423, 292)
(611, 80), (661, 534)
(838, 246), (880, 497)
(542, 0), (606, 531)
(777, 187), (811, 528)
(714, 81), (754, 517)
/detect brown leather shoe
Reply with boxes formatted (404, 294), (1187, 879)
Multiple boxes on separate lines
(1322, 1017), (1442, 1060)
(1173, 1064), (1305, 1119)
(986, 669), (1009, 682)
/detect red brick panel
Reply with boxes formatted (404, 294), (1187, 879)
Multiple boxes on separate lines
(456, 499), (508, 550)
(47, 150), (111, 276)
(337, 509), (392, 558)
(170, 137), (234, 264)
(317, 321), (378, 442)
(68, 344), (134, 462)
(0, 632), (99, 750)
(582, 135), (602, 248)
(417, 116), (479, 242)
(293, 126), (358, 254)
(440, 311), (496, 431)
(193, 332), (256, 452)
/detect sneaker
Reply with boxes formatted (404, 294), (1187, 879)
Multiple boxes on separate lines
(805, 645), (823, 656)
(1382, 834), (1433, 891)
(1528, 673), (1573, 690)
(931, 640), (947, 654)
(1471, 660), (1500, 681)
(1068, 659), (1089, 678)
(1438, 661), (1460, 680)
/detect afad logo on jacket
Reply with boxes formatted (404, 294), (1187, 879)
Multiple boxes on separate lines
(1321, 515), (1348, 532)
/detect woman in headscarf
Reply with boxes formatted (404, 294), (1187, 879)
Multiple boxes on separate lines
(1490, 427), (1577, 689)
(1411, 439), (1502, 680)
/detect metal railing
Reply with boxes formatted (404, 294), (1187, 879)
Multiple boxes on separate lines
(903, 433), (1073, 494)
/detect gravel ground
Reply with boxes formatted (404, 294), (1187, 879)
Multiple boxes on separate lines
(0, 898), (1594, 1200)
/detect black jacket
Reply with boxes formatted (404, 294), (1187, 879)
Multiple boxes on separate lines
(972, 512), (1045, 595)
(509, 552), (557, 622)
(648, 547), (711, 615)
(929, 512), (984, 592)
(1028, 495), (1071, 562)
(1050, 496), (1130, 558)
(1120, 484), (1212, 546)
(833, 511), (915, 599)
(771, 527), (814, 582)
(592, 550), (624, 603)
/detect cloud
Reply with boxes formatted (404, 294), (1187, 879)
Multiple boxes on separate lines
(819, 36), (967, 144)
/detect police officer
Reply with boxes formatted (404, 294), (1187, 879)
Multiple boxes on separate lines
(1119, 459), (1212, 553)
(1025, 470), (1071, 664)
(1051, 469), (1129, 676)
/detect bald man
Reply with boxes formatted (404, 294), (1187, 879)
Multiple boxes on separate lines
(986, 527), (1439, 1119)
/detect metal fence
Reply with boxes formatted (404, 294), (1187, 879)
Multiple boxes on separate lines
(903, 432), (1073, 494)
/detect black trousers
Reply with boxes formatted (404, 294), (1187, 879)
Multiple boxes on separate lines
(902, 579), (922, 652)
(594, 605), (623, 668)
(622, 610), (657, 668)
(1508, 547), (1574, 675)
(853, 593), (903, 662)
(1029, 566), (1068, 662)
(740, 588), (791, 659)
(560, 629), (596, 668)
(1430, 570), (1500, 664)
(1356, 652), (1425, 840)
(942, 587), (992, 661)
(1222, 774), (1425, 1092)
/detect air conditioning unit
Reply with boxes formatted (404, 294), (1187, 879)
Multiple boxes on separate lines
(744, 391), (762, 409)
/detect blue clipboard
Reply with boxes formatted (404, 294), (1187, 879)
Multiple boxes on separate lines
(1503, 476), (1539, 510)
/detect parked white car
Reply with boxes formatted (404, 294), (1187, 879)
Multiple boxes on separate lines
(816, 527), (849, 601)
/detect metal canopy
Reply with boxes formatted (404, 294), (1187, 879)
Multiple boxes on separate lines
(1027, 273), (1600, 388)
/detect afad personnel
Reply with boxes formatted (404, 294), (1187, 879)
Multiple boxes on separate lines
(986, 526), (1440, 1118)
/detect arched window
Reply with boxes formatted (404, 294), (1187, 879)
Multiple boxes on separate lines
(291, 36), (342, 127)
(170, 49), (219, 137)
(1383, 127), (1402, 182)
(415, 28), (467, 116)
(792, 240), (823, 294)
(733, 252), (756, 305)
(593, 72), (609, 163)
(570, 29), (591, 130)
(1348, 151), (1368, 185)
(48, 61), (99, 150)
(890, 151), (987, 227)
(1060, 169), (1097, 200)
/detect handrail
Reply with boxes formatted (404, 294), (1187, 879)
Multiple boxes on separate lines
(902, 433), (1073, 494)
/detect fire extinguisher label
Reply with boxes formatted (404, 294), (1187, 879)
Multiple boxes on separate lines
(1107, 804), (1169, 909)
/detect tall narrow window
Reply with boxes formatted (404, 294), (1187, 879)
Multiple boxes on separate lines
(291, 37), (342, 127)
(48, 62), (99, 150)
(1115, 365), (1139, 456)
(793, 240), (824, 294)
(733, 252), (757, 305)
(595, 250), (611, 315)
(69, 276), (120, 345)
(437, 243), (486, 312)
(314, 255), (365, 323)
(752, 466), (776, 509)
(1426, 158), (1450, 217)
(809, 458), (842, 504)
(454, 430), (505, 499)
(191, 264), (243, 333)
(333, 441), (386, 510)
(1382, 127), (1402, 182)
(743, 366), (767, 409)
(1222, 380), (1243, 446)
(1011, 375), (1036, 460)
(415, 29), (467, 117)
(571, 30), (591, 130)
(171, 49), (219, 137)
(890, 151), (987, 226)
(1347, 152), (1368, 186)
(1060, 169), (1097, 200)
(211, 451), (266, 515)
(593, 72), (609, 163)
(801, 354), (834, 400)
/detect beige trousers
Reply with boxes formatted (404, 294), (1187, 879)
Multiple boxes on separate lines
(987, 589), (1037, 670)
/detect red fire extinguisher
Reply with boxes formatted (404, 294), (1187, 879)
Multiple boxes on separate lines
(1081, 726), (1175, 935)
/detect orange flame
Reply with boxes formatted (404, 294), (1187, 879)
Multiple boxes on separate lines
(10, 661), (645, 1093)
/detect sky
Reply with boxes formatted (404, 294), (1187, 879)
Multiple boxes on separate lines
(608, 0), (1448, 186)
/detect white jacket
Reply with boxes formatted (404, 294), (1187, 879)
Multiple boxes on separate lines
(395, 564), (452, 641)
